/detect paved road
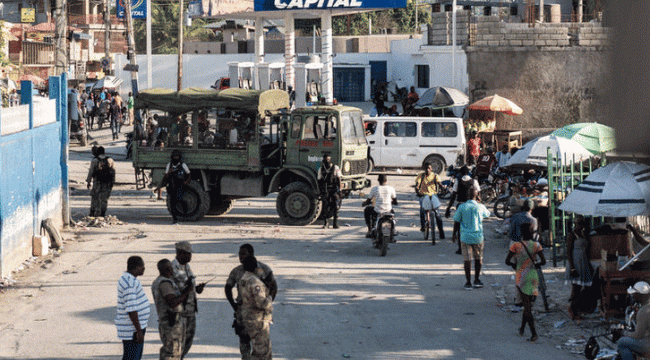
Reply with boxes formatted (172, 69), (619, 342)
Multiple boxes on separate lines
(0, 126), (581, 359)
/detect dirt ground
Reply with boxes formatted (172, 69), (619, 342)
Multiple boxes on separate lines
(0, 124), (621, 360)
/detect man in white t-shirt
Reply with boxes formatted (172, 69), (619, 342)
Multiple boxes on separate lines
(362, 174), (397, 238)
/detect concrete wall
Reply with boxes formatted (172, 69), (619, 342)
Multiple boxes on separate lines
(0, 77), (66, 278)
(465, 18), (609, 129)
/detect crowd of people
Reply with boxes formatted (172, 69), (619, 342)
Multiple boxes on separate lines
(118, 242), (276, 360)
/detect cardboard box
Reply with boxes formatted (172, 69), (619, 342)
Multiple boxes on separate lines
(33, 235), (49, 256)
(589, 233), (631, 260)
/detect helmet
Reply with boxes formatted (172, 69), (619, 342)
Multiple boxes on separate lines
(628, 281), (650, 295)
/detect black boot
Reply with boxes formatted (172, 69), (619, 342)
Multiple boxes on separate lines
(323, 218), (328, 229)
(332, 214), (339, 229)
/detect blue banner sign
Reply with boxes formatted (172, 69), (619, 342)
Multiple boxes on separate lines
(117, 0), (147, 19)
(255, 0), (405, 11)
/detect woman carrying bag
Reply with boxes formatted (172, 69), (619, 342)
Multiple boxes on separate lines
(506, 222), (547, 342)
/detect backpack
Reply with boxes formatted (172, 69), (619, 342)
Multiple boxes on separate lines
(94, 157), (115, 184)
(457, 177), (474, 203)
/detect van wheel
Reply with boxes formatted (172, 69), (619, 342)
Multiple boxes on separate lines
(423, 155), (446, 175)
(166, 180), (210, 222)
(276, 182), (322, 226)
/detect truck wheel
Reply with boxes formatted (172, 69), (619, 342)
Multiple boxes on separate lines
(276, 182), (322, 226)
(166, 180), (210, 222)
(368, 158), (374, 174)
(423, 155), (446, 175)
(207, 194), (234, 216)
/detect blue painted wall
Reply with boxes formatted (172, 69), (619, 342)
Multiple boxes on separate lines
(0, 76), (67, 278)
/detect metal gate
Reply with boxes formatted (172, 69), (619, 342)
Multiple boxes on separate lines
(333, 67), (365, 102)
(547, 149), (605, 267)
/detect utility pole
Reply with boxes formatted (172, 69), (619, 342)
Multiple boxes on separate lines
(177, 0), (184, 90)
(104, 0), (111, 75)
(54, 0), (67, 75)
(123, 0), (142, 125)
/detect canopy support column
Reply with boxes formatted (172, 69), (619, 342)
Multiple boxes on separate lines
(321, 11), (333, 104)
(284, 14), (295, 91)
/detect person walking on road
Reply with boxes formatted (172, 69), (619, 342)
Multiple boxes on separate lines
(155, 150), (191, 223)
(317, 154), (342, 229)
(86, 146), (115, 217)
(110, 97), (123, 140)
(171, 241), (205, 360)
(237, 256), (274, 360)
(505, 223), (546, 342)
(415, 162), (444, 242)
(445, 165), (480, 254)
(152, 258), (193, 360)
(453, 188), (490, 290)
(225, 244), (277, 360)
(126, 92), (135, 126)
(116, 256), (150, 360)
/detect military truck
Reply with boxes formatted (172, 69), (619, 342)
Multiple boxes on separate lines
(132, 87), (370, 225)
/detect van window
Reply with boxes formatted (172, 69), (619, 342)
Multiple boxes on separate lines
(422, 122), (458, 138)
(304, 115), (336, 140)
(384, 122), (416, 137)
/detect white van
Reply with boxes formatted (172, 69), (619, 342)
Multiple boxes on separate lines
(363, 116), (466, 174)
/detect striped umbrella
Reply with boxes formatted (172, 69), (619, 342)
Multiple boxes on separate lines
(558, 161), (650, 216)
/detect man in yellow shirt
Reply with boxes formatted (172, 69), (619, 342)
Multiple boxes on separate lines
(415, 163), (445, 242)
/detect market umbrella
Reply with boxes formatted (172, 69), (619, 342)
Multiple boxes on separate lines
(558, 161), (650, 217)
(414, 86), (469, 109)
(91, 76), (123, 91)
(505, 135), (593, 168)
(468, 94), (523, 116)
(551, 122), (616, 155)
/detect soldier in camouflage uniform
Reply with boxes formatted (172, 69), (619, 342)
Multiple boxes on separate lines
(238, 256), (273, 360)
(85, 146), (115, 217)
(225, 244), (277, 360)
(152, 259), (193, 360)
(171, 241), (205, 359)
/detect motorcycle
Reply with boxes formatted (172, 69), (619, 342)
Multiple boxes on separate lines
(372, 212), (395, 257)
(439, 165), (461, 200)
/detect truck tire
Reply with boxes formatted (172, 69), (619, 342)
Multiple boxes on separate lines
(166, 180), (210, 222)
(207, 194), (234, 216)
(423, 155), (446, 175)
(368, 158), (374, 174)
(276, 182), (322, 226)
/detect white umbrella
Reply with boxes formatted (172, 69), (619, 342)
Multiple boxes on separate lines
(558, 161), (650, 217)
(505, 135), (593, 168)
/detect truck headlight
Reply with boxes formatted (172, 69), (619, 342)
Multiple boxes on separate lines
(343, 161), (351, 173)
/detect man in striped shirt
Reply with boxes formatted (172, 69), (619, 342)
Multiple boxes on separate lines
(116, 256), (151, 360)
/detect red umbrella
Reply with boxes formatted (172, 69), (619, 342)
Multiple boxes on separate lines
(468, 94), (523, 116)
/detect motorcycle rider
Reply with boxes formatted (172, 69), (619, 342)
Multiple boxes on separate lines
(362, 174), (397, 239)
(615, 281), (650, 360)
(415, 162), (445, 243)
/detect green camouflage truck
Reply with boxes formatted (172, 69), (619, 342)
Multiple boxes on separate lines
(132, 87), (370, 225)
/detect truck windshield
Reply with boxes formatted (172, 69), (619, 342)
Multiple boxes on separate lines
(341, 111), (366, 145)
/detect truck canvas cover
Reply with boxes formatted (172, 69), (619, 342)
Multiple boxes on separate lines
(135, 87), (290, 115)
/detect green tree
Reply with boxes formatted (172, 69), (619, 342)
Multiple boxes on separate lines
(133, 1), (217, 54)
(333, 0), (430, 35)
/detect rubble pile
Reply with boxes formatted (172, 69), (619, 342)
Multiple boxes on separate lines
(75, 215), (124, 228)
